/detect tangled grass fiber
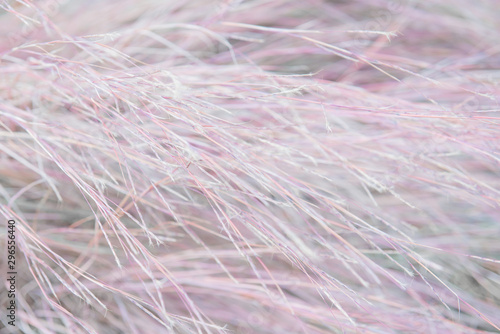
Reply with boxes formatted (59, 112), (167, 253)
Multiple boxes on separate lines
(1, 0), (500, 333)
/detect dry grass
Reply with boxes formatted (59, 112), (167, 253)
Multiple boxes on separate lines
(1, 0), (500, 333)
